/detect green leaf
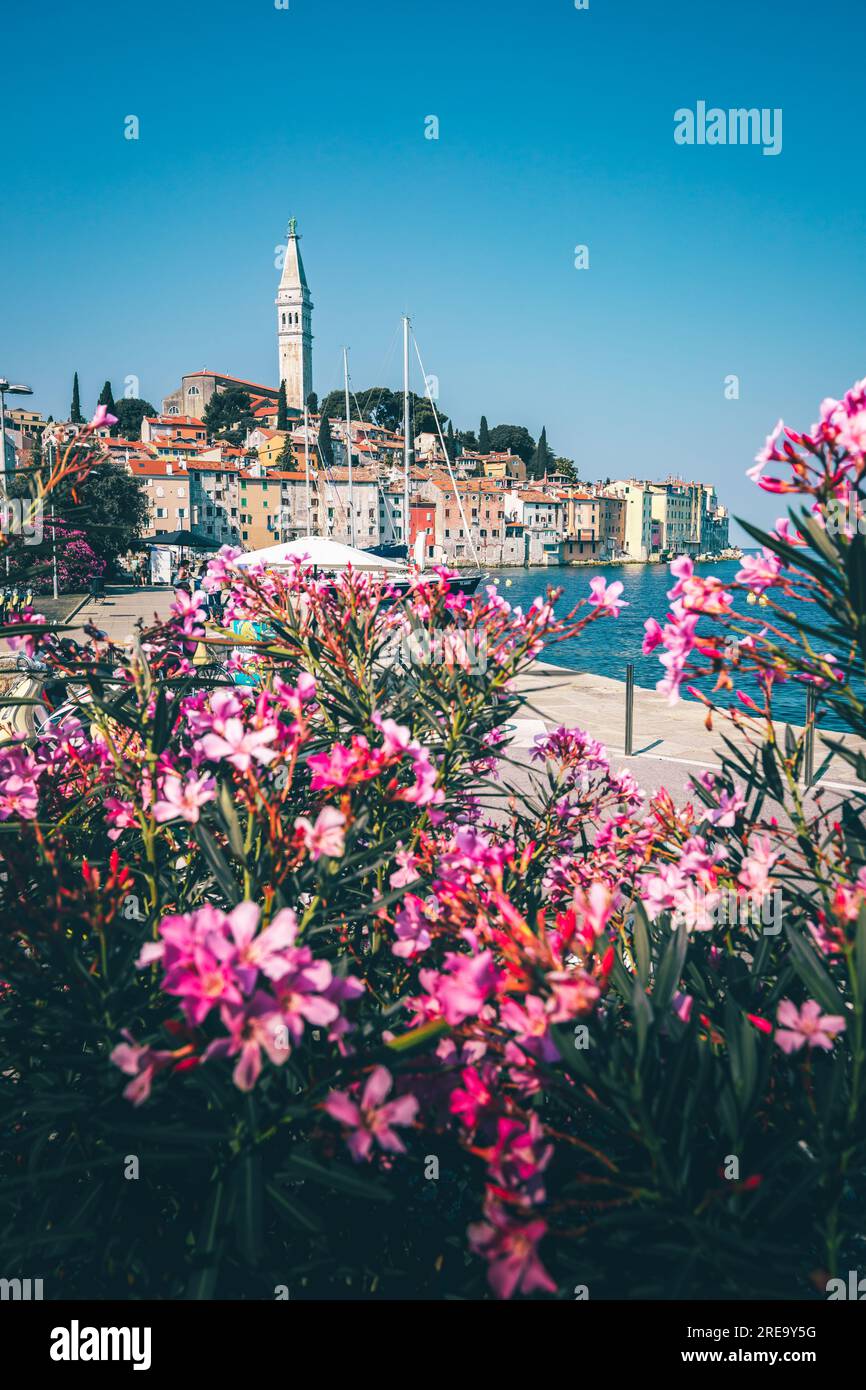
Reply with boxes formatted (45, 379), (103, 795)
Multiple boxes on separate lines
(234, 1153), (263, 1266)
(653, 921), (688, 1012)
(193, 822), (240, 903)
(186, 1179), (225, 1300)
(279, 1152), (394, 1203)
(784, 923), (846, 1016)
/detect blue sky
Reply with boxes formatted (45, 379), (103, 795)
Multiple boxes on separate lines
(2, 0), (864, 539)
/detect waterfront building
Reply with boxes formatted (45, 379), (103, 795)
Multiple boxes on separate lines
(610, 480), (655, 561)
(127, 457), (192, 536)
(187, 458), (241, 543)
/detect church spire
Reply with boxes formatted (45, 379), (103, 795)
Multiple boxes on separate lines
(276, 217), (313, 410)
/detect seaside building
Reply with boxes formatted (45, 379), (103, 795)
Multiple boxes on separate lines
(610, 480), (656, 561)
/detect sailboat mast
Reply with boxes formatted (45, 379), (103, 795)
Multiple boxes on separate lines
(303, 401), (312, 536)
(403, 314), (411, 558)
(343, 346), (354, 548)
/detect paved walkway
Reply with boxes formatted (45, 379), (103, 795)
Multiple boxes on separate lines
(513, 662), (866, 795)
(72, 584), (175, 645)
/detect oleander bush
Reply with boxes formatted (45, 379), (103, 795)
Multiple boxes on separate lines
(1, 384), (865, 1300)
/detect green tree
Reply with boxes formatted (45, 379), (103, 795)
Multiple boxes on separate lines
(278, 433), (294, 467)
(10, 459), (148, 571)
(306, 392), (318, 415)
(203, 388), (256, 444)
(446, 420), (455, 461)
(98, 381), (116, 417)
(553, 456), (578, 483)
(478, 415), (490, 454)
(277, 381), (288, 431)
(530, 426), (554, 479)
(488, 424), (535, 466)
(112, 398), (156, 441)
(317, 413), (335, 468)
(70, 372), (83, 425)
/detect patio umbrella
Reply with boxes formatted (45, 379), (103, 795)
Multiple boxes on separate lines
(234, 536), (402, 572)
(146, 530), (222, 551)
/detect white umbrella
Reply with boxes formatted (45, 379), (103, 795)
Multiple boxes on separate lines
(234, 536), (402, 572)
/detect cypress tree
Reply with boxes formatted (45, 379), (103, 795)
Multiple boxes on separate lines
(277, 380), (288, 431)
(532, 426), (550, 479)
(70, 372), (83, 424)
(446, 420), (455, 461)
(318, 413), (334, 468)
(478, 415), (490, 454)
(98, 381), (116, 414)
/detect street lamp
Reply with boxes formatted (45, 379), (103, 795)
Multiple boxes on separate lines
(0, 379), (33, 577)
(0, 378), (34, 495)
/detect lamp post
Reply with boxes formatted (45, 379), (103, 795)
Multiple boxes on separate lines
(0, 378), (34, 577)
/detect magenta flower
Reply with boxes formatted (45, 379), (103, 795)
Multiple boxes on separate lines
(200, 717), (278, 771)
(642, 617), (663, 654)
(736, 548), (782, 594)
(588, 575), (628, 617)
(775, 998), (846, 1054)
(152, 771), (216, 824)
(168, 943), (245, 1026)
(110, 1030), (174, 1106)
(434, 950), (501, 1026)
(294, 806), (346, 860)
(104, 796), (138, 840)
(392, 894), (433, 958)
(90, 404), (118, 428)
(468, 1204), (557, 1300)
(204, 992), (290, 1091)
(324, 1065), (419, 1162)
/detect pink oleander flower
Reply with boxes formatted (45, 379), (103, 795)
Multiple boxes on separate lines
(430, 950), (501, 1026)
(572, 880), (616, 946)
(588, 575), (628, 617)
(500, 994), (559, 1063)
(104, 796), (138, 840)
(0, 745), (43, 820)
(204, 992), (290, 1091)
(468, 1204), (557, 1300)
(110, 1030), (175, 1106)
(775, 999), (846, 1054)
(294, 806), (346, 860)
(449, 1064), (497, 1129)
(152, 771), (216, 824)
(270, 949), (339, 1043)
(218, 903), (300, 994)
(642, 617), (663, 654)
(484, 1114), (554, 1204)
(324, 1065), (419, 1161)
(706, 785), (746, 828)
(737, 834), (779, 895)
(736, 548), (782, 593)
(392, 893), (434, 958)
(90, 403), (118, 428)
(200, 717), (279, 771)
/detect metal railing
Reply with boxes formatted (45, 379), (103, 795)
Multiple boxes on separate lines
(625, 662), (635, 757)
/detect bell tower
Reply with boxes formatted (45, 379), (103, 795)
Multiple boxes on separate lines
(276, 217), (313, 410)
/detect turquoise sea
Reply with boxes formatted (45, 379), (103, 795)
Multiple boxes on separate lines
(486, 559), (849, 733)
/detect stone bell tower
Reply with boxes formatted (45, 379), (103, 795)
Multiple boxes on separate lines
(276, 217), (313, 410)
